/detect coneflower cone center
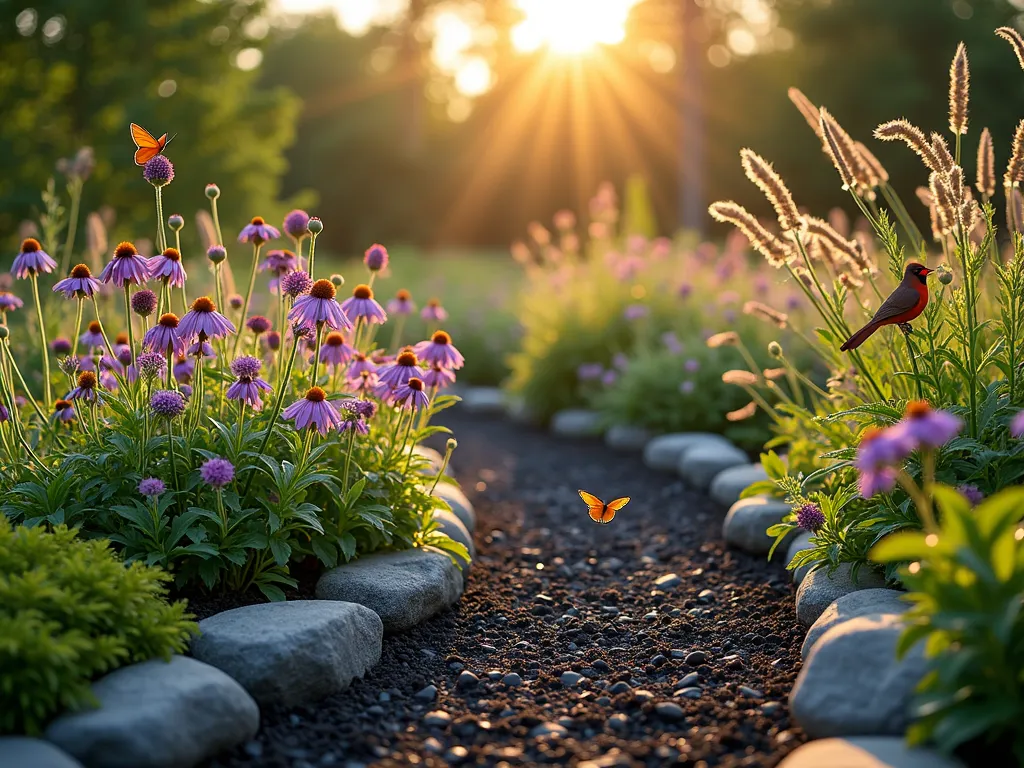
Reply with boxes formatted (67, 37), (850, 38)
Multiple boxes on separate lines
(396, 289), (411, 300)
(310, 280), (336, 300)
(114, 241), (138, 258)
(159, 313), (180, 328)
(905, 400), (932, 419)
(191, 297), (215, 313)
(87, 321), (102, 333)
(407, 377), (424, 392)
(21, 238), (41, 252)
(71, 264), (92, 278)
(431, 330), (450, 345)
(397, 351), (418, 366)
(353, 284), (372, 300)
(860, 427), (884, 445)
(325, 332), (345, 347)
(55, 399), (72, 410)
(163, 248), (181, 262)
(305, 386), (327, 403)
(115, 332), (129, 345)
(78, 371), (97, 388)
(251, 216), (265, 225)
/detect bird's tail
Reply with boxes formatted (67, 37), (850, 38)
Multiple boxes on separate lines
(840, 321), (880, 351)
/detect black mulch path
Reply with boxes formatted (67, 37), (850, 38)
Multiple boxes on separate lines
(205, 412), (807, 768)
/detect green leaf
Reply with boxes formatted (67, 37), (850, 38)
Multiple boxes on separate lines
(870, 531), (929, 563)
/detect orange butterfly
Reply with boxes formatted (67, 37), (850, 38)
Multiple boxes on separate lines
(578, 490), (630, 524)
(130, 123), (175, 166)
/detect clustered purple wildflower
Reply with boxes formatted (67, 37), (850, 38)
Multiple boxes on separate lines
(150, 389), (186, 419)
(138, 477), (166, 498)
(796, 503), (825, 533)
(200, 458), (235, 488)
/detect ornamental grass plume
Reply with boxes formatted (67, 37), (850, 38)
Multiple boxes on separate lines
(706, 331), (739, 348)
(289, 279), (353, 332)
(930, 133), (955, 173)
(819, 108), (867, 192)
(53, 264), (101, 299)
(803, 216), (874, 275)
(743, 300), (788, 329)
(283, 386), (343, 435)
(707, 201), (791, 267)
(854, 142), (889, 186)
(414, 331), (464, 370)
(996, 26), (1024, 70)
(726, 402), (757, 421)
(1006, 120), (1024, 188)
(975, 127), (996, 199)
(341, 284), (387, 325)
(740, 149), (801, 231)
(875, 119), (944, 172)
(787, 87), (822, 138)
(948, 42), (970, 137)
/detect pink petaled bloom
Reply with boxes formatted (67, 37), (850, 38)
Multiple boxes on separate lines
(289, 280), (353, 332)
(283, 387), (344, 435)
(341, 284), (388, 325)
(318, 331), (356, 368)
(393, 377), (431, 411)
(148, 248), (187, 288)
(891, 401), (963, 449)
(260, 249), (299, 274)
(80, 321), (105, 349)
(414, 330), (464, 370)
(347, 354), (378, 382)
(187, 337), (217, 359)
(238, 216), (280, 245)
(53, 399), (75, 424)
(99, 242), (150, 286)
(1011, 410), (1024, 439)
(378, 350), (422, 388)
(143, 313), (186, 357)
(421, 299), (448, 323)
(422, 364), (456, 390)
(387, 289), (416, 316)
(173, 356), (194, 384)
(0, 292), (24, 312)
(226, 355), (272, 411)
(11, 238), (56, 279)
(53, 264), (101, 299)
(352, 370), (381, 396)
(178, 297), (236, 342)
(855, 427), (915, 498)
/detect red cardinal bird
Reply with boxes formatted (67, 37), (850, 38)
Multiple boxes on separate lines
(840, 263), (933, 351)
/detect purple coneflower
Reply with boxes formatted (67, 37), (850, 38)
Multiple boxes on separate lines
(1009, 410), (1024, 438)
(0, 292), (23, 313)
(138, 477), (166, 498)
(393, 377), (430, 411)
(281, 270), (313, 299)
(143, 156), (174, 187)
(53, 398), (75, 423)
(53, 264), (101, 298)
(12, 238), (56, 279)
(238, 216), (280, 245)
(200, 458), (235, 488)
(50, 337), (72, 356)
(226, 355), (272, 410)
(188, 335), (217, 359)
(364, 244), (389, 272)
(421, 298), (448, 323)
(131, 289), (158, 318)
(149, 248), (187, 288)
(283, 210), (310, 241)
(100, 242), (150, 286)
(178, 297), (236, 342)
(577, 363), (604, 382)
(893, 401), (963, 449)
(68, 371), (99, 403)
(265, 331), (282, 352)
(422, 364), (456, 390)
(378, 349), (422, 388)
(143, 313), (186, 357)
(855, 427), (915, 498)
(341, 284), (387, 325)
(80, 321), (105, 349)
(283, 386), (344, 435)
(387, 289), (416, 315)
(260, 249), (299, 274)
(319, 331), (356, 368)
(347, 353), (378, 381)
(336, 398), (371, 435)
(289, 279), (353, 331)
(150, 389), (186, 419)
(796, 503), (825, 533)
(173, 356), (193, 384)
(957, 484), (984, 506)
(414, 331), (464, 370)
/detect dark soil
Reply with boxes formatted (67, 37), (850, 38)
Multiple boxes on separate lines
(206, 412), (807, 768)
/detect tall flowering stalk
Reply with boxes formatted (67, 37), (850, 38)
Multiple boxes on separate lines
(232, 217), (280, 360)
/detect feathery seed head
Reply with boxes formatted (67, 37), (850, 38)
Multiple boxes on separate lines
(787, 87), (822, 138)
(977, 127), (995, 197)
(819, 108), (867, 192)
(708, 201), (792, 268)
(949, 42), (970, 136)
(740, 149), (801, 231)
(997, 27), (1024, 70)
(875, 119), (943, 172)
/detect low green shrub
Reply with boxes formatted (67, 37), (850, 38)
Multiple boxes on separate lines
(0, 518), (197, 735)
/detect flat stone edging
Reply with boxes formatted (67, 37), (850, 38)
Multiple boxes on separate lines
(778, 736), (966, 767)
(550, 408), (604, 438)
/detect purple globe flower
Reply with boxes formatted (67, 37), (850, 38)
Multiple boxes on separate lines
(393, 377), (431, 411)
(238, 216), (280, 245)
(679, 380), (695, 394)
(414, 331), (464, 370)
(601, 370), (618, 387)
(53, 264), (102, 299)
(796, 503), (825, 533)
(226, 355), (272, 410)
(288, 280), (353, 331)
(148, 248), (187, 288)
(207, 245), (227, 265)
(246, 315), (272, 336)
(363, 243), (389, 272)
(0, 292), (24, 312)
(136, 352), (167, 381)
(228, 294), (244, 310)
(421, 299), (448, 323)
(283, 387), (344, 435)
(340, 284), (387, 325)
(12, 238), (56, 279)
(138, 477), (166, 498)
(281, 270), (313, 299)
(265, 331), (282, 351)
(200, 458), (235, 488)
(79, 321), (105, 349)
(1011, 410), (1024, 439)
(957, 484), (984, 506)
(387, 289), (416, 316)
(143, 313), (186, 357)
(318, 331), (356, 368)
(100, 242), (150, 287)
(283, 209), (310, 240)
(131, 289), (158, 317)
(143, 155), (174, 187)
(178, 297), (236, 342)
(49, 337), (72, 355)
(150, 389), (186, 419)
(893, 402), (963, 449)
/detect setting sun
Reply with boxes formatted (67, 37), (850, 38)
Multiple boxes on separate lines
(511, 0), (640, 55)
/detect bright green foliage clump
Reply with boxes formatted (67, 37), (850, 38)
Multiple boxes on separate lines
(0, 518), (197, 736)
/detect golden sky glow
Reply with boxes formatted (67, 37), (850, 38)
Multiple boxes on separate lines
(510, 0), (641, 55)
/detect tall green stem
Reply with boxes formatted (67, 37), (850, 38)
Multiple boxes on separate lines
(307, 233), (319, 280)
(71, 299), (84, 362)
(30, 274), (51, 407)
(230, 243), (262, 361)
(342, 427), (357, 493)
(243, 337), (302, 497)
(154, 187), (167, 253)
(60, 180), (83, 278)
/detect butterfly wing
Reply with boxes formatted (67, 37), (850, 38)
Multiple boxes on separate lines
(578, 490), (607, 524)
(130, 123), (160, 166)
(599, 496), (630, 523)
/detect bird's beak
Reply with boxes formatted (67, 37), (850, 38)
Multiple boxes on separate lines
(920, 268), (933, 276)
